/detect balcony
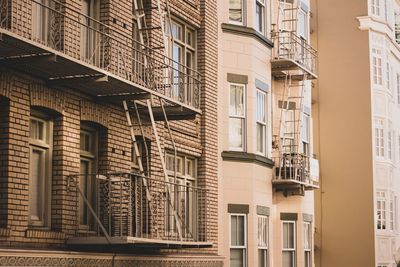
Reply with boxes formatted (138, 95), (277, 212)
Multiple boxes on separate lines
(0, 0), (201, 117)
(66, 173), (211, 248)
(271, 31), (317, 80)
(272, 153), (319, 194)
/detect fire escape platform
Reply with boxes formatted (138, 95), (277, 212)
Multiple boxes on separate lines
(0, 29), (201, 116)
(271, 59), (317, 80)
(272, 178), (319, 191)
(67, 236), (213, 249)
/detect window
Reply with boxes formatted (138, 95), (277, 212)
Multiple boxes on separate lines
(372, 48), (383, 86)
(166, 19), (197, 104)
(371, 0), (381, 16)
(29, 113), (53, 227)
(230, 214), (247, 267)
(377, 191), (387, 230)
(282, 221), (296, 267)
(388, 126), (393, 160)
(298, 4), (309, 40)
(229, 0), (244, 25)
(81, 0), (100, 64)
(386, 61), (391, 92)
(304, 222), (312, 267)
(389, 194), (394, 231)
(165, 152), (197, 236)
(302, 114), (311, 156)
(397, 74), (400, 104)
(230, 84), (246, 151)
(255, 0), (265, 34)
(375, 119), (385, 158)
(32, 0), (53, 43)
(256, 90), (267, 155)
(79, 125), (98, 230)
(258, 215), (268, 267)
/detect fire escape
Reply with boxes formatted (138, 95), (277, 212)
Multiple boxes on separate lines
(271, 0), (319, 196)
(0, 0), (210, 247)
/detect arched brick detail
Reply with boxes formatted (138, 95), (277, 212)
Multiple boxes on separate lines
(0, 73), (13, 99)
(80, 100), (110, 128)
(29, 84), (66, 114)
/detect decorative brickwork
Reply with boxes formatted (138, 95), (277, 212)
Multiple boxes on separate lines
(80, 100), (110, 128)
(29, 83), (66, 114)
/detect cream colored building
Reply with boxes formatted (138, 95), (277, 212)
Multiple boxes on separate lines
(217, 0), (319, 266)
(313, 0), (400, 266)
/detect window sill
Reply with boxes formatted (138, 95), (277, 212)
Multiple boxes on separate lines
(221, 151), (274, 169)
(221, 23), (274, 48)
(25, 229), (66, 239)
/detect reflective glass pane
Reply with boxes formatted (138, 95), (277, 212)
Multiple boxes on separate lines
(230, 249), (244, 267)
(229, 118), (243, 149)
(282, 251), (293, 267)
(231, 216), (238, 246)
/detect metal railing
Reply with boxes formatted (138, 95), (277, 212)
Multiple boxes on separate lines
(67, 173), (208, 244)
(272, 31), (317, 75)
(273, 153), (317, 187)
(0, 0), (201, 109)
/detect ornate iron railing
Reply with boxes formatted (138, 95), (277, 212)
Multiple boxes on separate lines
(273, 153), (318, 188)
(66, 173), (208, 243)
(0, 0), (201, 109)
(272, 31), (317, 75)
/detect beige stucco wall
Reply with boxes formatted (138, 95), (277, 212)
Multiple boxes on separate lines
(312, 0), (376, 266)
(218, 1), (316, 266)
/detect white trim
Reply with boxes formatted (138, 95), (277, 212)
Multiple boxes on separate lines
(229, 213), (247, 267)
(229, 83), (246, 151)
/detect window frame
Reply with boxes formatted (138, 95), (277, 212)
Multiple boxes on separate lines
(229, 83), (246, 151)
(377, 191), (387, 231)
(282, 220), (296, 267)
(375, 118), (385, 158)
(304, 221), (312, 267)
(255, 0), (266, 34)
(230, 213), (247, 267)
(256, 89), (267, 156)
(298, 3), (309, 40)
(28, 114), (53, 228)
(79, 124), (98, 231)
(302, 113), (311, 157)
(229, 0), (245, 26)
(258, 215), (269, 267)
(372, 48), (383, 86)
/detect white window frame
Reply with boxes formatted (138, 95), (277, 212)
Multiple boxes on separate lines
(229, 0), (245, 25)
(377, 191), (387, 230)
(372, 48), (383, 86)
(255, 0), (266, 34)
(282, 220), (296, 267)
(256, 89), (267, 155)
(389, 194), (395, 231)
(371, 0), (381, 16)
(29, 114), (53, 228)
(388, 125), (393, 161)
(298, 3), (309, 40)
(397, 74), (400, 104)
(229, 83), (246, 151)
(258, 215), (269, 267)
(230, 213), (247, 267)
(304, 222), (312, 267)
(302, 113), (311, 157)
(375, 119), (385, 158)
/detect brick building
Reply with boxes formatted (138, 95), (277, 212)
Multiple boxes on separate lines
(0, 0), (222, 266)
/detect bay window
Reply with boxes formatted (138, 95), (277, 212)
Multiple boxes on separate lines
(282, 221), (296, 267)
(255, 0), (265, 34)
(304, 222), (312, 267)
(229, 0), (244, 25)
(230, 214), (247, 267)
(256, 89), (267, 155)
(258, 215), (268, 267)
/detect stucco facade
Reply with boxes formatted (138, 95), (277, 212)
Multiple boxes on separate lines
(218, 0), (318, 266)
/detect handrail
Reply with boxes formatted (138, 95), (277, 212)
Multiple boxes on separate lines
(0, 0), (201, 109)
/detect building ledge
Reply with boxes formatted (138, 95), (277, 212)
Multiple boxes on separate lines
(221, 151), (274, 169)
(221, 23), (274, 48)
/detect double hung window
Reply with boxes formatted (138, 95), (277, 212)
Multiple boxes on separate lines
(282, 221), (296, 267)
(377, 191), (387, 230)
(29, 113), (53, 227)
(230, 214), (247, 267)
(229, 84), (246, 151)
(255, 0), (265, 34)
(258, 215), (268, 267)
(304, 222), (312, 267)
(256, 90), (267, 155)
(229, 0), (244, 25)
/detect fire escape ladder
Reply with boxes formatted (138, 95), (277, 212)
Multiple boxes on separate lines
(277, 73), (308, 182)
